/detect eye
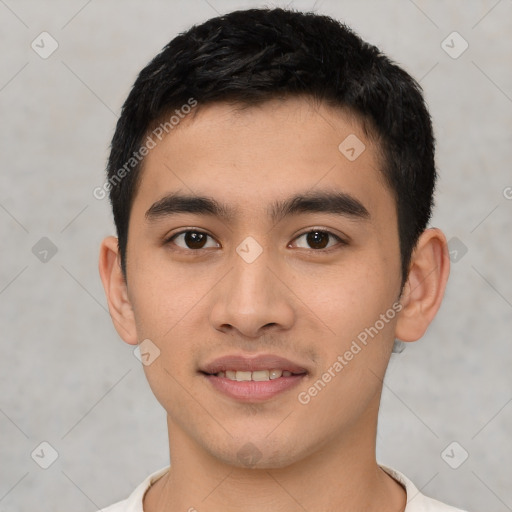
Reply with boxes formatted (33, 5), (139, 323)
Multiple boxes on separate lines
(166, 230), (219, 250)
(291, 229), (345, 251)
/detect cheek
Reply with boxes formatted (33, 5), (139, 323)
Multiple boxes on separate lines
(127, 250), (204, 339)
(293, 275), (397, 429)
(296, 252), (400, 411)
(127, 251), (214, 358)
(306, 255), (399, 340)
(129, 274), (206, 414)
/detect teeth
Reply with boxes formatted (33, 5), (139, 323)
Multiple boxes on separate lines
(213, 369), (301, 381)
(236, 371), (252, 382)
(252, 370), (270, 381)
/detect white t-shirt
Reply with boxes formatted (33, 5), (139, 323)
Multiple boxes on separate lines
(101, 464), (467, 512)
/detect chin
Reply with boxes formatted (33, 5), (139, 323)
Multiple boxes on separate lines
(210, 435), (312, 470)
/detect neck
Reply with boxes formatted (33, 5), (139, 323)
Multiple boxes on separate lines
(144, 397), (406, 512)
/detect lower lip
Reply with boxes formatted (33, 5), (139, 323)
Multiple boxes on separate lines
(202, 373), (307, 402)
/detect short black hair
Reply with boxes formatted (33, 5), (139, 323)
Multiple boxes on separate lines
(106, 7), (436, 285)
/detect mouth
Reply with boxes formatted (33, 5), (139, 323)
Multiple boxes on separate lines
(200, 368), (307, 381)
(199, 353), (309, 402)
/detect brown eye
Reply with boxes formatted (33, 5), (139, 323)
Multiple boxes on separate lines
(293, 230), (344, 250)
(306, 231), (330, 249)
(168, 230), (219, 250)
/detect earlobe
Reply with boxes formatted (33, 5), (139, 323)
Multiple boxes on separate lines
(395, 228), (450, 342)
(98, 236), (138, 345)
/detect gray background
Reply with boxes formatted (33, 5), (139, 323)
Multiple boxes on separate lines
(0, 0), (511, 511)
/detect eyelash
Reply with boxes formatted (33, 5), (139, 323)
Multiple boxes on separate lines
(164, 228), (347, 253)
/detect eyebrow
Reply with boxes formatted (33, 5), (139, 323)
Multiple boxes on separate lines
(145, 190), (370, 224)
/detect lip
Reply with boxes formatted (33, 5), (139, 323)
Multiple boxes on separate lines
(200, 353), (309, 375)
(202, 373), (306, 402)
(199, 353), (309, 403)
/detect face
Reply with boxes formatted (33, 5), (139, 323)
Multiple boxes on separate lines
(123, 97), (403, 468)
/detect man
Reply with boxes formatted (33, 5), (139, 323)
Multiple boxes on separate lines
(98, 7), (467, 511)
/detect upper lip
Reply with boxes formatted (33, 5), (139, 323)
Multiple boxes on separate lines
(201, 354), (309, 375)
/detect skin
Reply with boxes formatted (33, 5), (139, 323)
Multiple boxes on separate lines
(99, 96), (450, 512)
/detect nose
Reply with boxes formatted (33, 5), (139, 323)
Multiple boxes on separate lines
(209, 246), (295, 339)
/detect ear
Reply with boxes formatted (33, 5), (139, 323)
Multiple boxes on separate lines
(395, 228), (450, 342)
(98, 236), (138, 345)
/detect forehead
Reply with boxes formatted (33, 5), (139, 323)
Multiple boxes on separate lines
(132, 97), (393, 223)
